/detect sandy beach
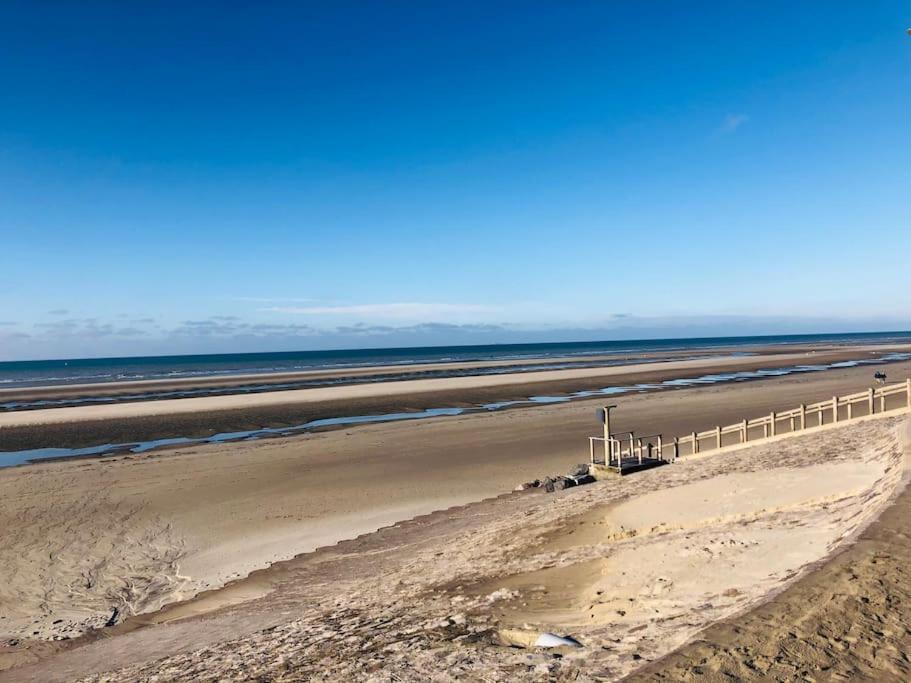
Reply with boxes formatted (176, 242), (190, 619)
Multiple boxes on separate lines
(2, 353), (911, 679)
(2, 403), (906, 681)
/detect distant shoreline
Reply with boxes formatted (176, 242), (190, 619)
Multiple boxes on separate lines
(2, 344), (910, 460)
(2, 330), (910, 390)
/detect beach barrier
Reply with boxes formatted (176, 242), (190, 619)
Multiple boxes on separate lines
(589, 378), (911, 472)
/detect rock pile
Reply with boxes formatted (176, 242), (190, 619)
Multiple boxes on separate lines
(516, 464), (596, 493)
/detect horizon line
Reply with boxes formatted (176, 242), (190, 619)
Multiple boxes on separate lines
(3, 329), (911, 366)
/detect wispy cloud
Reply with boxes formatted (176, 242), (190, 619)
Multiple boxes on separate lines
(232, 296), (318, 304)
(172, 319), (317, 338)
(264, 302), (500, 320)
(32, 317), (141, 338)
(334, 322), (505, 336)
(47, 308), (70, 316)
(7, 312), (911, 361)
(719, 113), (749, 134)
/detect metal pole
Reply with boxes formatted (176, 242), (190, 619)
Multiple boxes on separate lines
(603, 406), (611, 464)
(602, 405), (617, 466)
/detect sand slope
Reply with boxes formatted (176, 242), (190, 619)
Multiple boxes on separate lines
(4, 416), (904, 682)
(631, 419), (911, 682)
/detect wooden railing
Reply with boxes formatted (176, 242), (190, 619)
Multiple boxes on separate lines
(588, 432), (664, 471)
(589, 379), (911, 472)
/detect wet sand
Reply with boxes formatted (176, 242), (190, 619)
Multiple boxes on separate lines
(0, 349), (726, 402)
(2, 346), (908, 452)
(0, 342), (876, 404)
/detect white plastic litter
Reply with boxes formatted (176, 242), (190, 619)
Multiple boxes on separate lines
(534, 632), (582, 648)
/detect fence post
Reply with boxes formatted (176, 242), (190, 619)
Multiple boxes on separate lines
(868, 388), (875, 416)
(769, 412), (776, 436)
(637, 438), (643, 464)
(847, 401), (853, 420)
(881, 390), (886, 413)
(833, 396), (839, 423)
(589, 437), (595, 464)
(692, 431), (698, 454)
(673, 437), (679, 461)
(716, 426), (722, 449)
(799, 404), (806, 430)
(907, 379), (911, 408)
(742, 419), (748, 442)
(657, 434), (663, 461)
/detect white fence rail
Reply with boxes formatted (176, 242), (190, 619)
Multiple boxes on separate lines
(589, 379), (911, 472)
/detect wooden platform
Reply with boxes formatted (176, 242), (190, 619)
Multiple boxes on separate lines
(590, 458), (668, 479)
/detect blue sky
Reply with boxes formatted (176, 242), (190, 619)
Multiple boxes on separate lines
(1, 2), (910, 360)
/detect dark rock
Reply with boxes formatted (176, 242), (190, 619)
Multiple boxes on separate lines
(569, 463), (590, 477)
(542, 477), (556, 493)
(552, 477), (576, 491)
(570, 474), (596, 486)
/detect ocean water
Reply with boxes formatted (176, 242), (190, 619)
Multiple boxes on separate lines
(1, 331), (910, 390)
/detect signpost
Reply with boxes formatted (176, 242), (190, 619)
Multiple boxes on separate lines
(597, 405), (617, 465)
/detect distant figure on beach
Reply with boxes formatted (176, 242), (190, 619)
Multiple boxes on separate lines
(874, 371), (887, 385)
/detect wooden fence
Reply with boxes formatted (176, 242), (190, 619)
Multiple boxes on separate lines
(590, 379), (911, 473)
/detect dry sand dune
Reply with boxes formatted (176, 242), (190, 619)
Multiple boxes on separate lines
(3, 414), (907, 681)
(630, 421), (911, 682)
